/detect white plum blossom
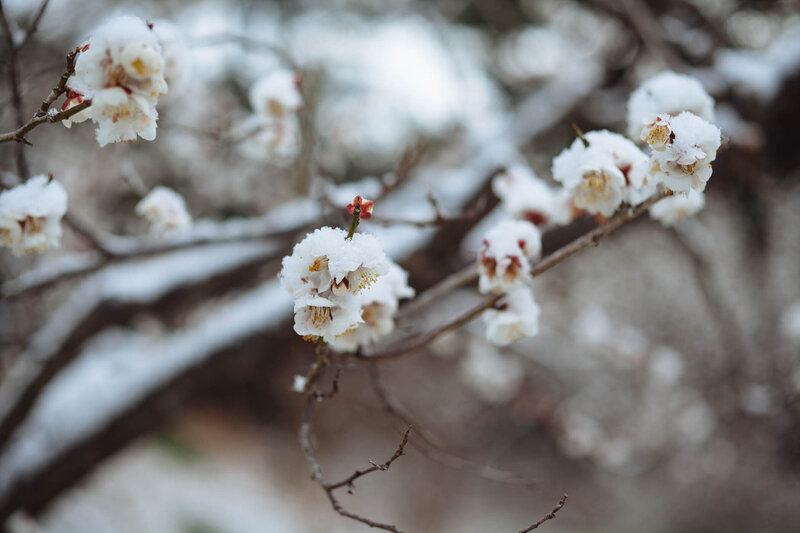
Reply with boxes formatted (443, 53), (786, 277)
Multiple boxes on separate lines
(65, 15), (168, 146)
(240, 69), (303, 164)
(642, 112), (722, 192)
(458, 342), (524, 404)
(552, 130), (649, 217)
(328, 261), (415, 352)
(249, 70), (303, 117)
(626, 71), (715, 140)
(478, 220), (542, 295)
(482, 286), (541, 346)
(492, 164), (573, 227)
(0, 175), (67, 257)
(0, 175), (67, 256)
(649, 189), (706, 226)
(279, 226), (390, 342)
(135, 186), (193, 234)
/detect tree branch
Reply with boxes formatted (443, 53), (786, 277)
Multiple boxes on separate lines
(518, 493), (568, 533)
(366, 189), (672, 361)
(298, 389), (411, 533)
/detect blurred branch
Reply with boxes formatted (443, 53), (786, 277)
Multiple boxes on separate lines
(0, 1), (29, 177)
(366, 189), (673, 361)
(519, 494), (569, 533)
(3, 206), (317, 297)
(16, 0), (50, 51)
(612, 0), (685, 71)
(369, 193), (488, 228)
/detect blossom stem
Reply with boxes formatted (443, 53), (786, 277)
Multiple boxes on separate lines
(346, 205), (360, 240)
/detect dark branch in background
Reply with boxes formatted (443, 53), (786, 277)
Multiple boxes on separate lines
(613, 0), (684, 71)
(0, 1), (30, 177)
(16, 0), (50, 51)
(365, 189), (673, 361)
(519, 494), (568, 533)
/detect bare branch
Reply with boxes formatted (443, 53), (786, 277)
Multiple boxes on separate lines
(0, 99), (90, 144)
(298, 389), (410, 533)
(518, 493), (569, 533)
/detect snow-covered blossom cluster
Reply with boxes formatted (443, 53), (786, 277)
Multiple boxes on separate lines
(476, 219), (543, 346)
(552, 130), (649, 217)
(280, 223), (400, 345)
(476, 71), (722, 346)
(64, 16), (168, 146)
(135, 187), (192, 235)
(477, 220), (541, 295)
(240, 69), (303, 164)
(0, 176), (68, 257)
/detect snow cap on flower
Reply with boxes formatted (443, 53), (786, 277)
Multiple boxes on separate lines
(642, 112), (722, 192)
(649, 189), (705, 226)
(249, 69), (303, 117)
(627, 71), (715, 140)
(135, 186), (192, 234)
(482, 286), (541, 346)
(0, 175), (68, 256)
(280, 226), (390, 298)
(492, 164), (572, 227)
(478, 220), (541, 295)
(328, 260), (415, 351)
(66, 15), (168, 145)
(552, 130), (649, 217)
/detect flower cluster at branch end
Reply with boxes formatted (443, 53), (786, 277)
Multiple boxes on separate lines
(63, 15), (168, 146)
(0, 176), (68, 257)
(279, 226), (391, 343)
(552, 130), (649, 217)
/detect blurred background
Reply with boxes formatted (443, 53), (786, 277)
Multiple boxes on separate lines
(1, 0), (800, 531)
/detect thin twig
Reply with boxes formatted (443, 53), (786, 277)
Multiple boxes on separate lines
(298, 391), (410, 533)
(367, 190), (672, 361)
(0, 100), (90, 144)
(518, 493), (568, 533)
